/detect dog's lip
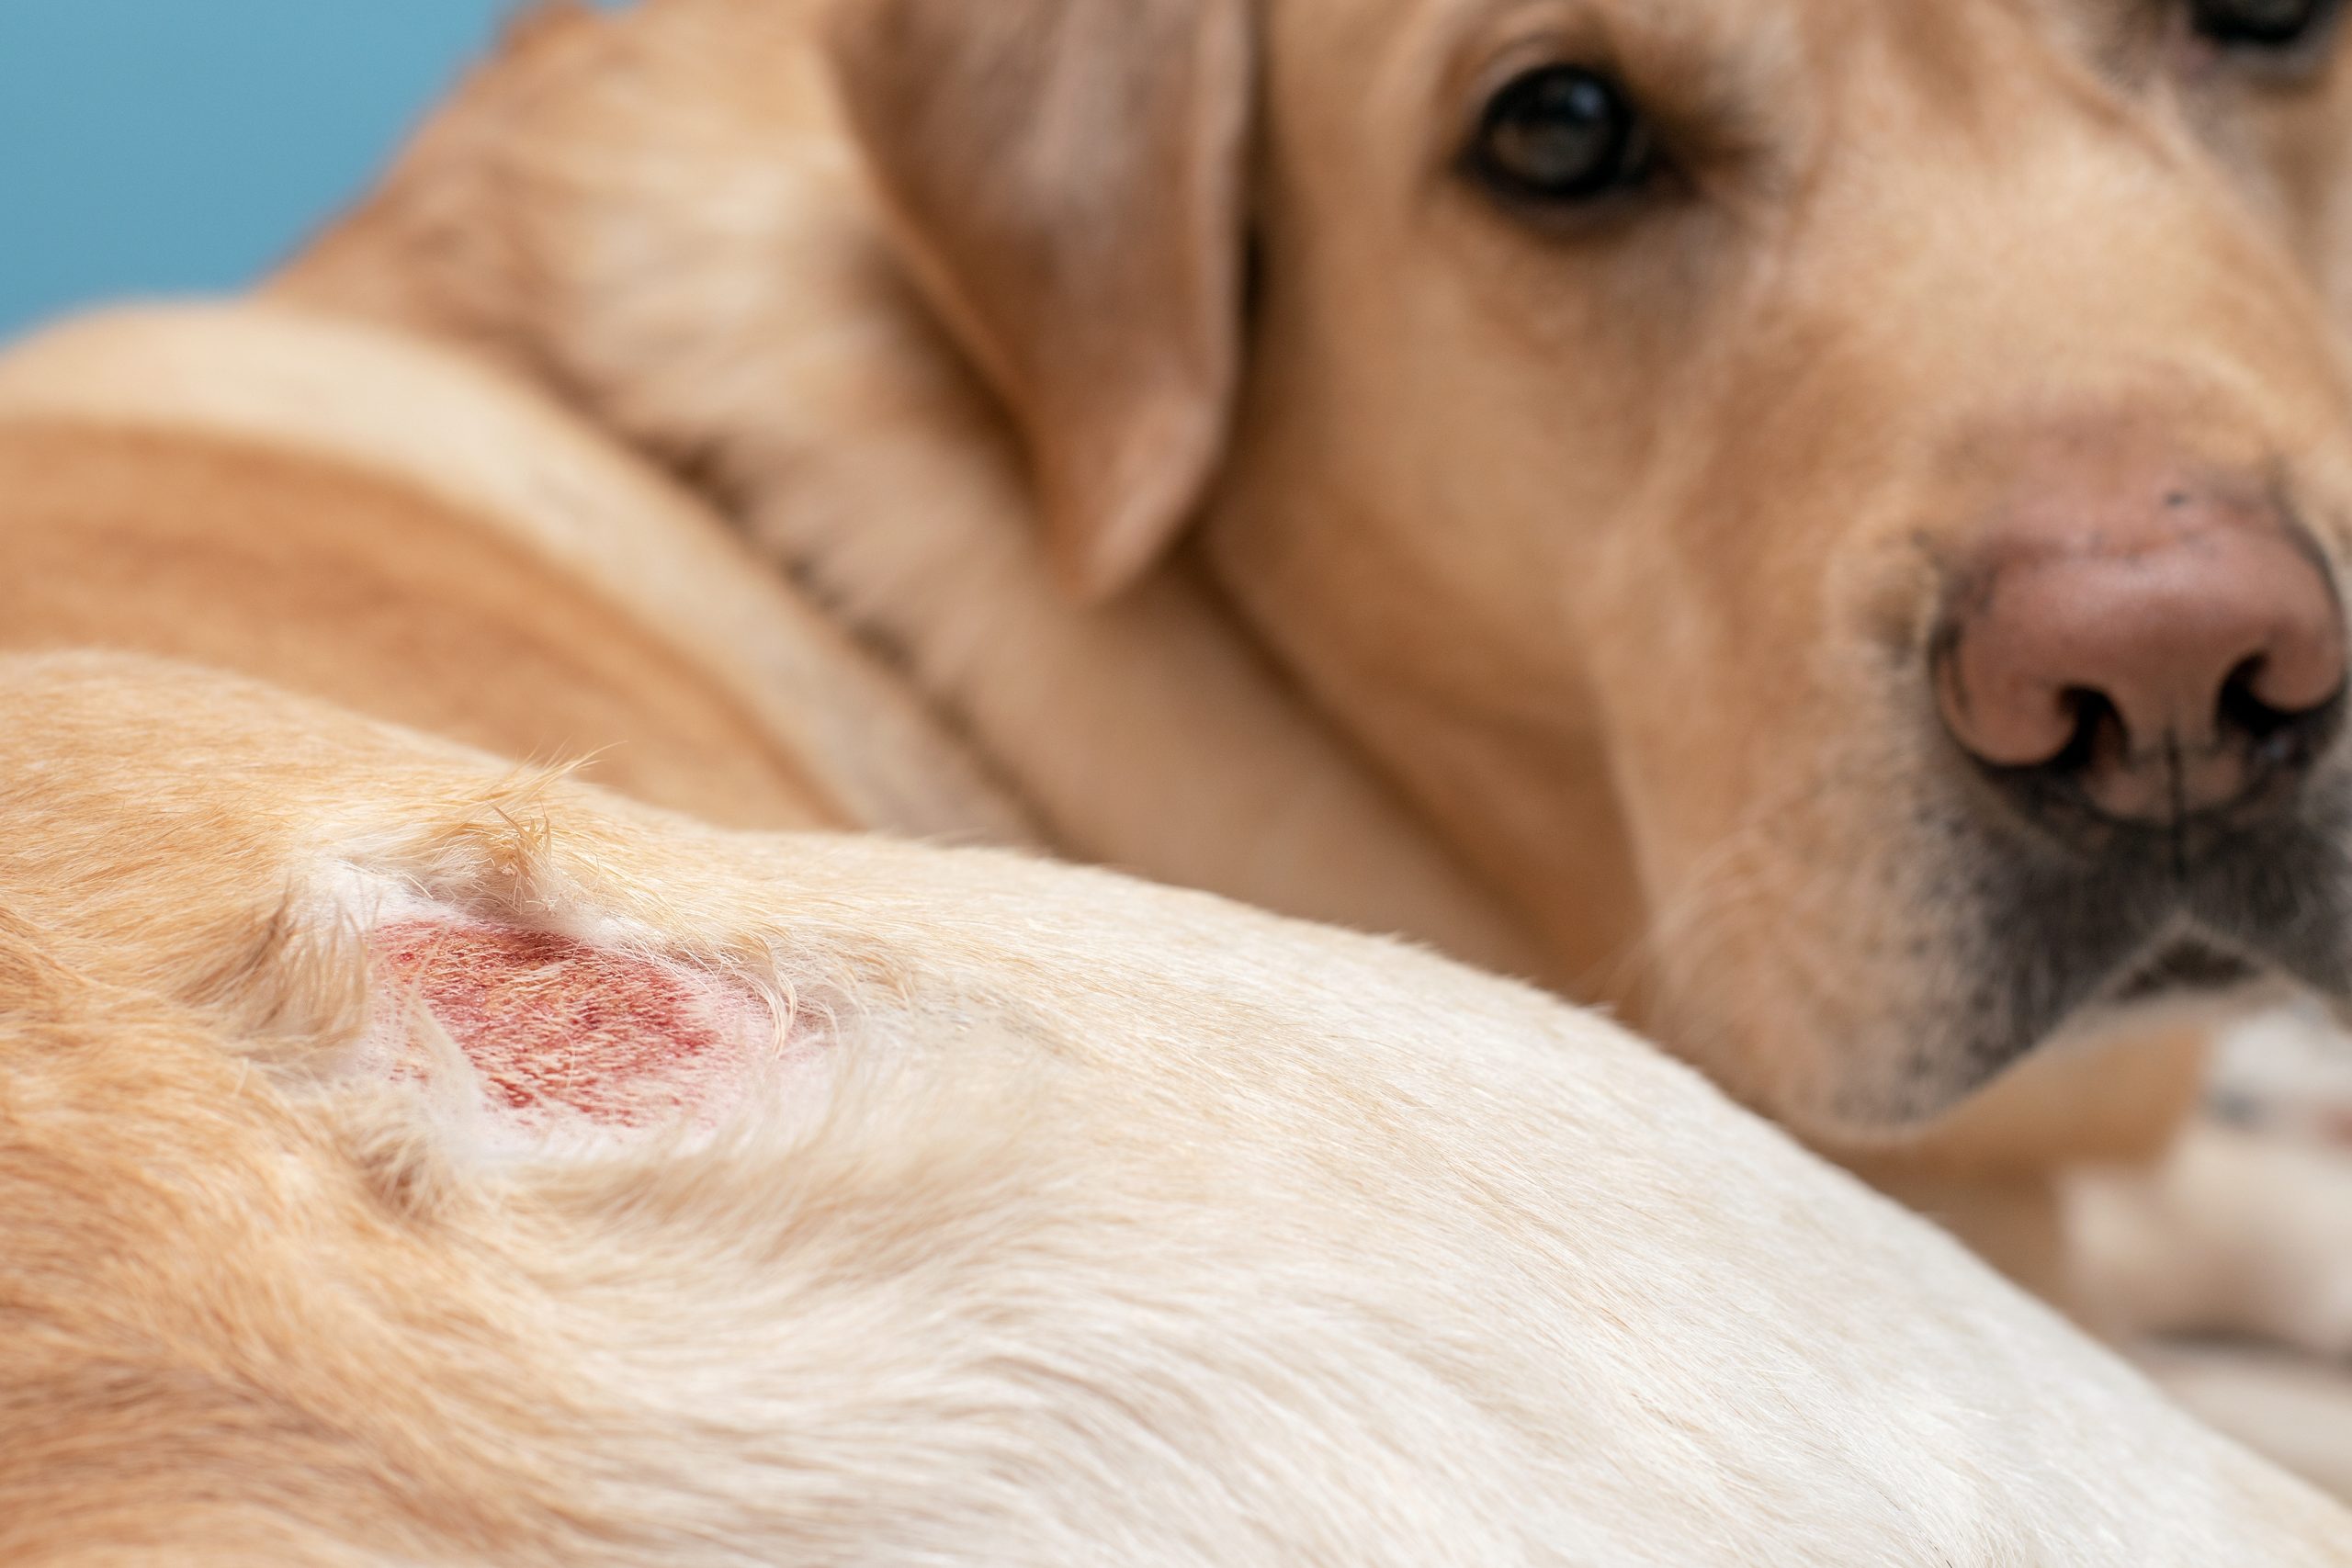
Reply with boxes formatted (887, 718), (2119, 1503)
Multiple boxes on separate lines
(2001, 936), (2281, 1077)
(2098, 936), (2265, 1006)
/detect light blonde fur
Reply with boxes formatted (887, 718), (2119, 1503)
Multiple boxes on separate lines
(6, 649), (2350, 1563)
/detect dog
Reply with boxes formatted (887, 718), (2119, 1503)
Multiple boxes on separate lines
(264, 0), (2352, 1354)
(10, 303), (2352, 1506)
(6, 647), (2351, 1563)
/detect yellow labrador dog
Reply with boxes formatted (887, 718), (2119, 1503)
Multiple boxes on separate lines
(7, 649), (2352, 1562)
(10, 302), (2352, 1502)
(265, 0), (2352, 1350)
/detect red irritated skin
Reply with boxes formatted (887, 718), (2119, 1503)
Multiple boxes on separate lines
(370, 919), (776, 1131)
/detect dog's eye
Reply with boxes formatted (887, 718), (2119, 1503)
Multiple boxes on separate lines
(1468, 66), (1654, 207)
(2190, 0), (2335, 48)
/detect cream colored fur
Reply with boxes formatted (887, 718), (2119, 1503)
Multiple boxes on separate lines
(6, 649), (2350, 1564)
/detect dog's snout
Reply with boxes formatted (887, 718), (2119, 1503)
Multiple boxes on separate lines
(1932, 469), (2346, 827)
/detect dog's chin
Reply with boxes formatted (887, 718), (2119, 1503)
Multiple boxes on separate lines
(1810, 768), (2352, 1136)
(1807, 931), (2337, 1142)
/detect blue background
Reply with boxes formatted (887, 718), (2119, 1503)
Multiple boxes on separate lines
(0, 2), (600, 341)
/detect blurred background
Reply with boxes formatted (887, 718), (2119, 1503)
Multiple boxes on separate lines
(0, 2), (614, 341)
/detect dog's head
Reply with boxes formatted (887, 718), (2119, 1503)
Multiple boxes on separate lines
(828, 0), (2352, 1137)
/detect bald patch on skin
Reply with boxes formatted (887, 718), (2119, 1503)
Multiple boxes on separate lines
(370, 917), (785, 1132)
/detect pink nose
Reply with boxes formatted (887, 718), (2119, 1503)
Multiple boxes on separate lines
(1934, 478), (2346, 822)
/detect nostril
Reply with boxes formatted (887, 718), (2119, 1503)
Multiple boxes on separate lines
(2219, 655), (2287, 742)
(2046, 687), (2119, 777)
(2221, 652), (2346, 773)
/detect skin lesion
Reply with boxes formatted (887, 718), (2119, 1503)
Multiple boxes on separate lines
(368, 917), (779, 1129)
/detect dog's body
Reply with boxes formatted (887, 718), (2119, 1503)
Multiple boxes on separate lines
(259, 0), (2352, 1354)
(8, 649), (2352, 1563)
(10, 289), (2352, 1511)
(0, 300), (1024, 840)
(11, 0), (2352, 1531)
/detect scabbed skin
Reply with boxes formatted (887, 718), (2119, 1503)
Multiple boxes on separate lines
(370, 918), (775, 1130)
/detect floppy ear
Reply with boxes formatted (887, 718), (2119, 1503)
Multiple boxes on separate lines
(823, 0), (1253, 600)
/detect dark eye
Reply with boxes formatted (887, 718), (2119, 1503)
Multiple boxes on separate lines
(1467, 66), (1654, 207)
(2190, 0), (2335, 48)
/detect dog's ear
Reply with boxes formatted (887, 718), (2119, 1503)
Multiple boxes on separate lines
(824, 0), (1252, 600)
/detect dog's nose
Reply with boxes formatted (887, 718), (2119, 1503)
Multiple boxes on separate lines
(1933, 479), (2346, 824)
